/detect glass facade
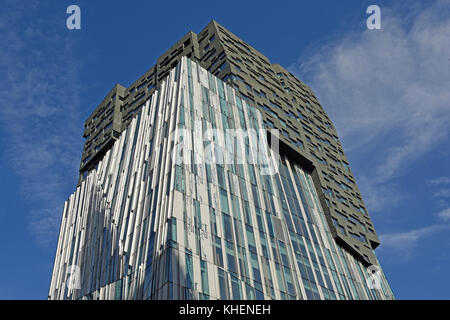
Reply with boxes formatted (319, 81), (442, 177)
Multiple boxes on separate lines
(49, 58), (393, 300)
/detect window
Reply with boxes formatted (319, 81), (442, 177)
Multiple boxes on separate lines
(185, 251), (194, 290)
(336, 195), (348, 205)
(174, 165), (185, 192)
(217, 268), (228, 299)
(220, 188), (229, 214)
(200, 260), (209, 298)
(222, 74), (232, 83)
(254, 90), (267, 99)
(167, 218), (177, 243)
(343, 162), (350, 172)
(136, 82), (146, 91)
(231, 276), (242, 299)
(83, 156), (91, 164)
(337, 224), (346, 235)
(264, 119), (275, 129)
(246, 225), (257, 253)
(322, 187), (333, 197)
(216, 61), (227, 73)
(349, 232), (367, 243)
(295, 140), (304, 149)
(222, 213), (233, 240)
(214, 236), (224, 267)
(232, 57), (243, 64)
(232, 74), (244, 83)
(103, 122), (112, 131)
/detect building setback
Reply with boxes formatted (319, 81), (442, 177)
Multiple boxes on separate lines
(49, 21), (394, 300)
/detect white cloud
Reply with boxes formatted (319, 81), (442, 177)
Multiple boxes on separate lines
(357, 176), (404, 213)
(437, 208), (450, 221)
(376, 205), (450, 259)
(433, 189), (450, 198)
(428, 177), (450, 186)
(0, 1), (82, 246)
(290, 0), (450, 212)
(379, 224), (450, 258)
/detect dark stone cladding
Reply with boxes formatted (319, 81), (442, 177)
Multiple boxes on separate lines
(78, 20), (380, 266)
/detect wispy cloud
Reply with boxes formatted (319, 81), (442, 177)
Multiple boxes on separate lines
(0, 1), (82, 246)
(428, 177), (450, 186)
(428, 176), (450, 209)
(357, 176), (405, 213)
(436, 208), (450, 221)
(290, 0), (450, 213)
(378, 205), (450, 259)
(379, 224), (450, 259)
(433, 189), (450, 198)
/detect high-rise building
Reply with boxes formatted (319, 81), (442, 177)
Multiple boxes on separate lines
(49, 21), (394, 300)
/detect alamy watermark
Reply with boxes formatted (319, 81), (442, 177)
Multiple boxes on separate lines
(66, 265), (81, 291)
(66, 5), (81, 30)
(366, 5), (381, 30)
(172, 121), (280, 176)
(366, 264), (382, 290)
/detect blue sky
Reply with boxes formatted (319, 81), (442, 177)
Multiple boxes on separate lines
(0, 0), (449, 299)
